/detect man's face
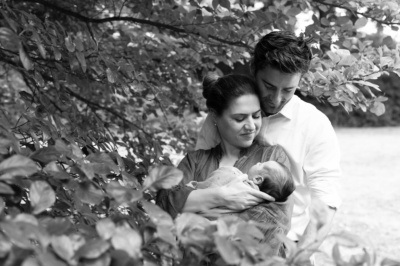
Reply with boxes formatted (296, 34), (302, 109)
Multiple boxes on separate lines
(255, 65), (301, 114)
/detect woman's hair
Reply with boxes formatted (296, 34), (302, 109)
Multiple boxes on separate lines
(202, 73), (258, 116)
(250, 31), (313, 76)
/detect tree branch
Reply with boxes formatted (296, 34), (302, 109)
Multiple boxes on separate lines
(313, 0), (400, 26)
(19, 0), (252, 49)
(64, 87), (152, 138)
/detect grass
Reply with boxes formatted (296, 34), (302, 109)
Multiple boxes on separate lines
(317, 127), (400, 264)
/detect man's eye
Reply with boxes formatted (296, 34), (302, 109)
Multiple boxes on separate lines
(235, 118), (244, 122)
(253, 114), (261, 119)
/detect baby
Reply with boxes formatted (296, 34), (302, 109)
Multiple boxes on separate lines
(187, 161), (295, 202)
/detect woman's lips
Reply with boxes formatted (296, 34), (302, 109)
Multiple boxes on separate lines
(241, 132), (255, 139)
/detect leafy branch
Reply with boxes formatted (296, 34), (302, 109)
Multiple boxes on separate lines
(314, 0), (400, 26)
(18, 0), (252, 49)
(64, 87), (153, 138)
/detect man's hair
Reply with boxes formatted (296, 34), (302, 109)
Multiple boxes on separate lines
(257, 162), (295, 202)
(251, 31), (313, 76)
(202, 73), (258, 116)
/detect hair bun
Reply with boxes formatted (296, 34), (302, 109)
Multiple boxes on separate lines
(202, 73), (219, 100)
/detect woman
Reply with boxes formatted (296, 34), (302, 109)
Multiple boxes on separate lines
(156, 73), (293, 256)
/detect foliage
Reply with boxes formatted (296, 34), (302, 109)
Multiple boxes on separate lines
(1, 0), (400, 265)
(299, 73), (400, 127)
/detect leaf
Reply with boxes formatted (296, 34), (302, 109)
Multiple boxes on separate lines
(86, 153), (119, 172)
(332, 243), (345, 265)
(0, 221), (50, 249)
(38, 251), (67, 266)
(76, 51), (87, 72)
(15, 213), (39, 226)
(111, 227), (142, 259)
(0, 182), (14, 194)
(215, 236), (241, 264)
(142, 165), (183, 192)
(34, 70), (45, 86)
(354, 17), (368, 29)
(370, 101), (385, 116)
(51, 235), (75, 262)
(75, 239), (110, 259)
(75, 182), (104, 205)
(81, 253), (111, 266)
(19, 46), (33, 70)
(30, 181), (56, 214)
(74, 36), (84, 52)
(381, 258), (400, 266)
(96, 218), (116, 240)
(44, 162), (71, 180)
(121, 171), (140, 189)
(326, 51), (340, 64)
(65, 35), (75, 52)
(53, 47), (62, 60)
(0, 27), (20, 52)
(141, 201), (176, 245)
(0, 231), (12, 258)
(22, 257), (40, 266)
(380, 56), (393, 68)
(106, 181), (142, 204)
(0, 198), (4, 214)
(30, 146), (62, 164)
(106, 68), (115, 83)
(219, 0), (230, 10)
(353, 80), (381, 91)
(338, 55), (356, 66)
(286, 7), (301, 16)
(41, 217), (73, 235)
(212, 0), (219, 10)
(345, 83), (359, 93)
(0, 155), (38, 180)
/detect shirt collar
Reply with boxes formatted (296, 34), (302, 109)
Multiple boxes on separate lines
(268, 95), (298, 120)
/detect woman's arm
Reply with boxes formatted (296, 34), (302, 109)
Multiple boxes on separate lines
(185, 179), (275, 213)
(157, 151), (275, 218)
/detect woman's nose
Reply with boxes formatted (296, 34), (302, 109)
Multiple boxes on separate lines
(244, 119), (256, 131)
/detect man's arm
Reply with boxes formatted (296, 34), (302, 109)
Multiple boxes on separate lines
(195, 114), (221, 150)
(300, 114), (342, 253)
(297, 203), (336, 252)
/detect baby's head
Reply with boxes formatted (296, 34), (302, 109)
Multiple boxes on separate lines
(248, 161), (295, 202)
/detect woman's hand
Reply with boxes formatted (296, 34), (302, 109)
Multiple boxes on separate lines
(218, 180), (275, 211)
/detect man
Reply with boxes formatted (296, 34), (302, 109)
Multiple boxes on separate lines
(196, 31), (341, 260)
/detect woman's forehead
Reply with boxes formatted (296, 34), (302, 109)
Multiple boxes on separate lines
(224, 94), (260, 114)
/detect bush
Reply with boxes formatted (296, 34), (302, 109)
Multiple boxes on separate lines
(298, 73), (400, 127)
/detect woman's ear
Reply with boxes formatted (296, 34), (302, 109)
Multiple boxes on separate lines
(209, 109), (218, 125)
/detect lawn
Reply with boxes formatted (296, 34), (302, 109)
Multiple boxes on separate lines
(318, 127), (400, 264)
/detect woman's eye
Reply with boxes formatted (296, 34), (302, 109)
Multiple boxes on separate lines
(253, 114), (261, 119)
(235, 118), (244, 122)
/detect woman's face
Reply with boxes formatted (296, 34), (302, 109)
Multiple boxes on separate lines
(215, 94), (261, 150)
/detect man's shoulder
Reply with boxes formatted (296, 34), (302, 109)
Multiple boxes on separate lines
(293, 96), (331, 124)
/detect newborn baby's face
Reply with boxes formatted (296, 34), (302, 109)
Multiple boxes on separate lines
(248, 161), (281, 185)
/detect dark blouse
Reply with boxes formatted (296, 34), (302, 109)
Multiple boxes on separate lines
(156, 142), (293, 255)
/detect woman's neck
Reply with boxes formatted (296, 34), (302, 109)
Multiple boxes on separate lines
(219, 140), (241, 167)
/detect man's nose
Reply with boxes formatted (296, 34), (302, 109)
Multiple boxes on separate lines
(271, 90), (282, 105)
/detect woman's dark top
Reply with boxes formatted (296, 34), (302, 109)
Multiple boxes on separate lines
(156, 142), (293, 255)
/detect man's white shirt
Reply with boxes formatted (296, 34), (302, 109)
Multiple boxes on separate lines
(195, 95), (342, 240)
